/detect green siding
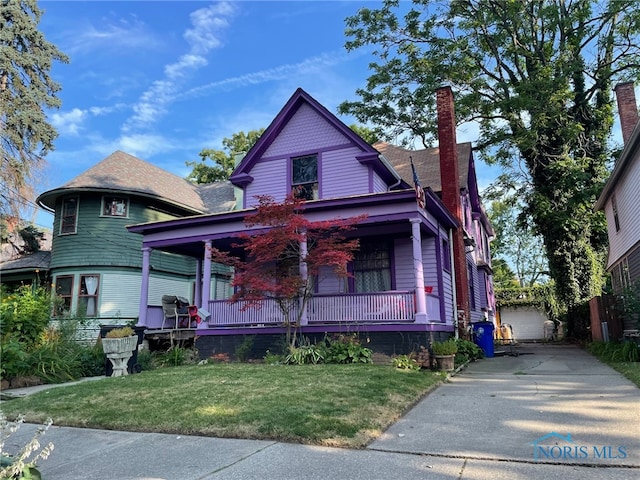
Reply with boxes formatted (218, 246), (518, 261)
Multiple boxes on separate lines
(50, 193), (196, 275)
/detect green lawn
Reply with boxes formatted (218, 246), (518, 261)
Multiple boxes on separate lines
(0, 364), (444, 448)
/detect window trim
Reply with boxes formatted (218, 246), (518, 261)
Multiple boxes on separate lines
(468, 262), (476, 309)
(291, 154), (319, 200)
(101, 196), (129, 218)
(54, 275), (74, 317)
(60, 197), (79, 235)
(612, 194), (621, 232)
(442, 238), (451, 272)
(78, 274), (100, 317)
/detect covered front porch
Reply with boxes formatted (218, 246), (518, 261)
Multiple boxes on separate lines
(129, 190), (459, 337)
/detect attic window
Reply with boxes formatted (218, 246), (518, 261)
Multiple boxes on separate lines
(292, 155), (318, 200)
(102, 196), (129, 217)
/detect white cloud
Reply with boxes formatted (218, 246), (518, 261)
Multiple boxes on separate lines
(180, 50), (355, 100)
(50, 108), (87, 135)
(62, 16), (160, 55)
(123, 2), (237, 133)
(50, 104), (128, 136)
(116, 134), (174, 158)
(184, 2), (235, 54)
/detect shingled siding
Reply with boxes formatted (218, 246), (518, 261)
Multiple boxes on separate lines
(245, 103), (386, 204)
(50, 193), (195, 275)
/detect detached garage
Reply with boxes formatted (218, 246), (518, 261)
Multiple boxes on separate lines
(499, 306), (549, 341)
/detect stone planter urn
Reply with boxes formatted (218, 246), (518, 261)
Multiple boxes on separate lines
(102, 335), (138, 377)
(433, 354), (455, 372)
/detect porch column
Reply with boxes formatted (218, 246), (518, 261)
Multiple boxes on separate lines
(194, 258), (202, 307)
(411, 219), (428, 323)
(138, 246), (151, 326)
(202, 240), (212, 310)
(299, 230), (308, 326)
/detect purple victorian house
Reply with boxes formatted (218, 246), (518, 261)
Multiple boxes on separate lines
(127, 87), (495, 356)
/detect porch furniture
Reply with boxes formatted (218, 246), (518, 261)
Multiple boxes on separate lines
(161, 295), (191, 329)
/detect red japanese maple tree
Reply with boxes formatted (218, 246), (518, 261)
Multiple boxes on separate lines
(208, 194), (365, 347)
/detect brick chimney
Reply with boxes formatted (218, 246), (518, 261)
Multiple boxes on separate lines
(614, 82), (639, 145)
(436, 86), (470, 331)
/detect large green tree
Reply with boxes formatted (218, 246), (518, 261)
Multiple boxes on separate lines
(0, 0), (68, 221)
(340, 0), (640, 306)
(186, 129), (265, 184)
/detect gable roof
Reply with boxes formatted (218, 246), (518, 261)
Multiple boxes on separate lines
(375, 141), (472, 193)
(37, 151), (206, 214)
(230, 88), (401, 187)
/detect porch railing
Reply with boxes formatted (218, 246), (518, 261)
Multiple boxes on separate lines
(206, 291), (416, 327)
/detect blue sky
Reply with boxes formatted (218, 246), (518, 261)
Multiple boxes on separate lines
(34, 0), (502, 230)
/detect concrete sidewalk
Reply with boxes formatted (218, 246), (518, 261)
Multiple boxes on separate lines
(2, 344), (639, 479)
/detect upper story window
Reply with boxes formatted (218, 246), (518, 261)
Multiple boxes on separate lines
(102, 196), (129, 217)
(60, 197), (79, 234)
(612, 195), (620, 232)
(292, 155), (318, 200)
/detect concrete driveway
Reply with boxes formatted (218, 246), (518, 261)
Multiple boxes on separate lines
(369, 343), (640, 471)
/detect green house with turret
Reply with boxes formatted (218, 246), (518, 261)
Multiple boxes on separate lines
(32, 151), (235, 328)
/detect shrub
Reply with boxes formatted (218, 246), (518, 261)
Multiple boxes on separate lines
(77, 343), (106, 377)
(455, 339), (484, 363)
(285, 344), (324, 365)
(136, 349), (155, 371)
(319, 334), (373, 364)
(0, 285), (52, 347)
(153, 346), (199, 367)
(263, 350), (284, 365)
(0, 340), (29, 381)
(392, 354), (421, 371)
(431, 338), (458, 355)
(235, 336), (255, 362)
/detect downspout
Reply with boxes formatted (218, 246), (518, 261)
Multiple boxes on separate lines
(449, 228), (459, 339)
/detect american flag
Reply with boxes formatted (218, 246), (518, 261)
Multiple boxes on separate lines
(410, 156), (426, 209)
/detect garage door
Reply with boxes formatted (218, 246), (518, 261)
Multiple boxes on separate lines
(500, 307), (548, 341)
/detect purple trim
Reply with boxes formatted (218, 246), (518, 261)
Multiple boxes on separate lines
(317, 153), (323, 198)
(230, 88), (393, 184)
(286, 157), (292, 193)
(128, 190), (440, 235)
(356, 152), (397, 185)
(435, 230), (447, 323)
(231, 173), (253, 188)
(425, 187), (459, 228)
(254, 143), (352, 165)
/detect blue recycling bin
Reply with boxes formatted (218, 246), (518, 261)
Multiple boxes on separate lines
(472, 321), (495, 358)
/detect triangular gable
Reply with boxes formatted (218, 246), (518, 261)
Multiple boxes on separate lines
(230, 88), (400, 187)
